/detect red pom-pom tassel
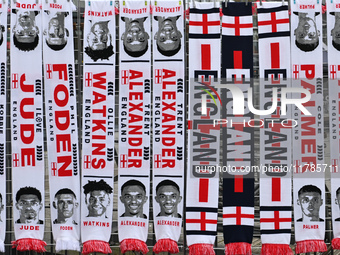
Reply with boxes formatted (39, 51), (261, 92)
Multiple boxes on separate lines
(82, 240), (112, 255)
(295, 240), (327, 254)
(120, 238), (149, 254)
(261, 244), (293, 255)
(332, 238), (340, 250)
(225, 242), (251, 255)
(12, 238), (47, 253)
(189, 243), (215, 255)
(153, 238), (179, 254)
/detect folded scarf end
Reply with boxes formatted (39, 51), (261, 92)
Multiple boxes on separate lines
(0, 240), (4, 253)
(261, 243), (293, 255)
(120, 238), (149, 254)
(295, 239), (327, 254)
(82, 240), (112, 255)
(189, 243), (215, 255)
(55, 238), (80, 252)
(153, 238), (179, 254)
(332, 238), (340, 250)
(12, 238), (47, 253)
(225, 242), (251, 255)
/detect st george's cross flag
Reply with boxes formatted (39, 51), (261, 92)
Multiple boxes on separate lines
(257, 2), (293, 255)
(186, 2), (220, 255)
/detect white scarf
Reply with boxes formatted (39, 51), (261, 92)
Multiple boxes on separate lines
(42, 0), (80, 252)
(151, 0), (185, 253)
(81, 0), (115, 254)
(290, 0), (327, 253)
(10, 0), (46, 252)
(118, 0), (151, 253)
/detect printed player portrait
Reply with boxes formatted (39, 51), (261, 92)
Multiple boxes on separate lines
(83, 179), (112, 218)
(121, 17), (149, 57)
(12, 10), (40, 52)
(53, 188), (78, 225)
(331, 12), (340, 51)
(334, 187), (340, 221)
(44, 11), (69, 51)
(120, 179), (148, 218)
(0, 193), (4, 222)
(297, 184), (324, 222)
(155, 180), (182, 218)
(293, 12), (320, 52)
(154, 15), (182, 57)
(85, 20), (114, 61)
(15, 186), (43, 224)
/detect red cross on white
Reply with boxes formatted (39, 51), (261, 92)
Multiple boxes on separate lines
(121, 70), (129, 85)
(293, 65), (299, 79)
(154, 154), (162, 168)
(12, 73), (18, 89)
(223, 206), (254, 226)
(332, 159), (338, 173)
(51, 162), (57, 176)
(260, 211), (291, 229)
(222, 16), (253, 36)
(120, 154), (127, 168)
(189, 13), (220, 34)
(258, 12), (289, 33)
(330, 65), (337, 80)
(85, 72), (93, 87)
(154, 69), (162, 84)
(84, 155), (91, 169)
(12, 153), (19, 167)
(186, 211), (217, 231)
(46, 64), (53, 79)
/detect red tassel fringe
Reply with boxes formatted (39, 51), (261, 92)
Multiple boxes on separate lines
(261, 244), (293, 255)
(189, 243), (215, 255)
(12, 238), (47, 253)
(153, 238), (179, 254)
(332, 238), (340, 250)
(295, 240), (327, 254)
(120, 238), (149, 254)
(225, 242), (251, 255)
(82, 240), (112, 255)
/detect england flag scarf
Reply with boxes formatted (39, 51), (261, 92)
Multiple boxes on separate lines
(10, 0), (46, 252)
(221, 3), (254, 255)
(257, 2), (293, 255)
(0, 1), (7, 252)
(118, 0), (151, 254)
(81, 0), (115, 254)
(186, 2), (220, 255)
(151, 0), (185, 253)
(290, 0), (327, 253)
(326, 0), (340, 249)
(42, 0), (80, 252)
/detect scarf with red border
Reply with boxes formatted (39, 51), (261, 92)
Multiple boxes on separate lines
(81, 0), (115, 254)
(10, 0), (46, 252)
(257, 2), (293, 255)
(118, 0), (151, 254)
(42, 0), (80, 252)
(221, 2), (254, 254)
(290, 0), (327, 253)
(186, 2), (220, 255)
(151, 0), (185, 253)
(326, 0), (340, 249)
(0, 1), (7, 252)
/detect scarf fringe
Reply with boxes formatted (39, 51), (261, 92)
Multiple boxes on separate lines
(225, 242), (251, 255)
(12, 238), (47, 253)
(55, 238), (80, 252)
(120, 238), (149, 254)
(82, 240), (111, 255)
(0, 240), (4, 253)
(261, 243), (293, 255)
(295, 240), (327, 254)
(189, 243), (215, 255)
(332, 238), (340, 250)
(153, 238), (179, 254)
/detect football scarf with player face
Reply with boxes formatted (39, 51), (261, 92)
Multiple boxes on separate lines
(118, 0), (151, 254)
(290, 0), (327, 253)
(151, 0), (185, 253)
(81, 0), (115, 254)
(42, 0), (80, 252)
(10, 0), (46, 252)
(257, 2), (293, 255)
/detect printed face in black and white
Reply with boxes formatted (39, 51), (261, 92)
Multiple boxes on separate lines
(295, 14), (319, 45)
(121, 17), (149, 55)
(154, 16), (182, 54)
(16, 194), (42, 223)
(87, 21), (111, 50)
(13, 11), (39, 43)
(298, 191), (322, 219)
(155, 185), (181, 217)
(86, 190), (110, 217)
(56, 194), (77, 220)
(45, 12), (68, 46)
(120, 185), (147, 217)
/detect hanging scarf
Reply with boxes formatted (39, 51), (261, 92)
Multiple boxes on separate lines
(81, 0), (115, 254)
(221, 2), (254, 255)
(257, 2), (293, 255)
(10, 0), (46, 252)
(118, 0), (151, 253)
(290, 0), (327, 253)
(326, 0), (340, 249)
(151, 0), (185, 253)
(42, 0), (80, 252)
(0, 1), (7, 252)
(186, 2), (220, 255)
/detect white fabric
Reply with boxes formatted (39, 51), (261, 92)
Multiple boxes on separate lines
(42, 0), (80, 251)
(11, 0), (45, 242)
(118, 0), (151, 243)
(290, 0), (325, 243)
(151, 0), (184, 243)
